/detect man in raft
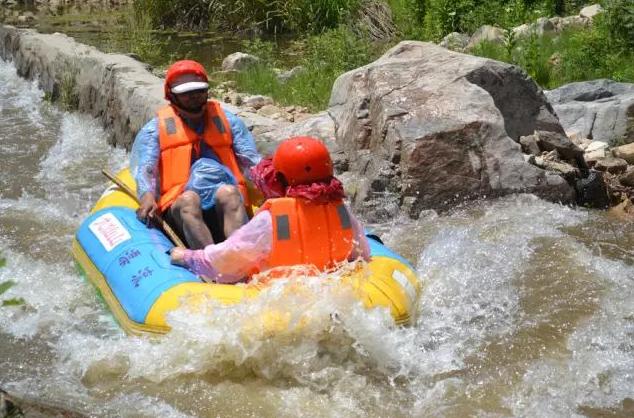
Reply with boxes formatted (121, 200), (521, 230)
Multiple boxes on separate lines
(170, 136), (370, 283)
(130, 59), (261, 248)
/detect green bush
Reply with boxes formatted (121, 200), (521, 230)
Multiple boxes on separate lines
(602, 0), (634, 48)
(133, 0), (361, 33)
(471, 6), (634, 89)
(105, 5), (171, 67)
(232, 25), (381, 111)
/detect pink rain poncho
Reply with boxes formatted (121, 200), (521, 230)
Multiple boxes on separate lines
(180, 158), (370, 283)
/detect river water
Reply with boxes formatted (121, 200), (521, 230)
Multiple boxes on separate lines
(1, 58), (633, 417)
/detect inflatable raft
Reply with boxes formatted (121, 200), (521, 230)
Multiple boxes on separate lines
(72, 170), (421, 335)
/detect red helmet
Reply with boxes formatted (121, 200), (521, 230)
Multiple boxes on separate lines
(164, 60), (208, 99)
(273, 136), (333, 186)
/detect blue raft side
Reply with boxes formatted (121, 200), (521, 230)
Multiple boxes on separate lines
(367, 237), (415, 271)
(76, 207), (200, 323)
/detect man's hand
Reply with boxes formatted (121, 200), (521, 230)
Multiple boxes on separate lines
(137, 192), (158, 225)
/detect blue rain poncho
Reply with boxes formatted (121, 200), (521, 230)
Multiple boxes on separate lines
(130, 108), (261, 210)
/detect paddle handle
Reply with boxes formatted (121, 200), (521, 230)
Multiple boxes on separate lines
(101, 169), (186, 248)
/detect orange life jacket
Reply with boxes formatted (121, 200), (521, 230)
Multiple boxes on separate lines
(156, 101), (250, 212)
(260, 197), (354, 271)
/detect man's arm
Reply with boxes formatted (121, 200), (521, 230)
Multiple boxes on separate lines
(224, 110), (262, 174)
(130, 118), (161, 222)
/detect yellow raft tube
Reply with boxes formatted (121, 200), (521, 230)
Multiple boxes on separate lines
(72, 170), (422, 335)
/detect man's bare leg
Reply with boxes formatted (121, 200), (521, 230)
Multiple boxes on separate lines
(169, 191), (213, 249)
(215, 185), (248, 238)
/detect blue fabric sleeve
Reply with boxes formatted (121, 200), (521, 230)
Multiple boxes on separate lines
(130, 118), (160, 199)
(225, 109), (262, 176)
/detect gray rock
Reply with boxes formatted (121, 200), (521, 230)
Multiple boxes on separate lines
(221, 52), (260, 72)
(584, 148), (606, 163)
(612, 142), (634, 164)
(277, 66), (305, 83)
(559, 15), (591, 30)
(580, 4), (603, 19)
(328, 41), (574, 217)
(534, 130), (584, 160)
(545, 79), (634, 145)
(575, 170), (610, 208)
(257, 112), (336, 155)
(439, 32), (469, 51)
(466, 25), (506, 50)
(512, 17), (555, 39)
(243, 94), (273, 110)
(585, 140), (609, 152)
(595, 157), (628, 174)
(520, 134), (541, 156)
(619, 167), (634, 187)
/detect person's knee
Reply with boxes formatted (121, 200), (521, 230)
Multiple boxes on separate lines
(174, 191), (202, 215)
(215, 185), (242, 207)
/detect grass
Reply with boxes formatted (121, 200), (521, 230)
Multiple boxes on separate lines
(103, 5), (173, 67)
(227, 25), (384, 112)
(471, 22), (634, 89)
(0, 256), (26, 307)
(58, 59), (80, 111)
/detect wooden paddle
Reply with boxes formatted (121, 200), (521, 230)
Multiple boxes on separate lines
(101, 169), (186, 248)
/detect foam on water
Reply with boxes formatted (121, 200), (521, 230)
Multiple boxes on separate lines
(0, 59), (49, 129)
(506, 241), (634, 416)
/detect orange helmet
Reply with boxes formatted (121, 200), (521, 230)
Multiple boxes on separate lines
(164, 60), (208, 99)
(273, 136), (333, 186)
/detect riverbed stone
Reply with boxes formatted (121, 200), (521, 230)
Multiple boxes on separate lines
(466, 25), (506, 50)
(244, 94), (273, 110)
(258, 112), (336, 155)
(580, 4), (603, 19)
(328, 41), (574, 217)
(619, 167), (634, 187)
(585, 140), (609, 153)
(584, 148), (606, 163)
(534, 130), (584, 160)
(221, 52), (260, 72)
(595, 157), (628, 174)
(439, 32), (469, 51)
(277, 66), (305, 83)
(612, 142), (634, 164)
(520, 134), (541, 156)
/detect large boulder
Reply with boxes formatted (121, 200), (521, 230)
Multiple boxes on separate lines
(257, 112), (336, 155)
(328, 41), (574, 218)
(545, 79), (634, 145)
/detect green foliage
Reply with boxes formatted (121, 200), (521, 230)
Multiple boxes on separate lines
(471, 7), (634, 89)
(232, 25), (380, 111)
(105, 5), (171, 67)
(603, 0), (634, 49)
(0, 279), (14, 295)
(2, 298), (26, 307)
(58, 61), (80, 111)
(388, 0), (427, 39)
(241, 38), (278, 66)
(133, 0), (361, 34)
(0, 281), (26, 308)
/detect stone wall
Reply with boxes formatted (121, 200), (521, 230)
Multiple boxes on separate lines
(0, 24), (165, 148)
